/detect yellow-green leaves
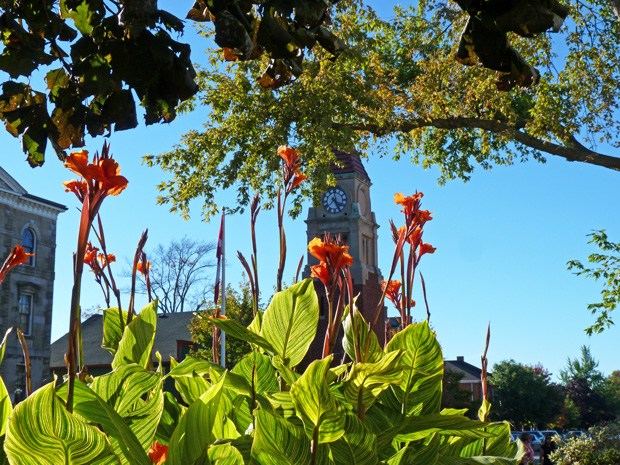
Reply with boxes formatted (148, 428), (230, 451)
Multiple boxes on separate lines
(291, 356), (345, 444)
(102, 308), (129, 355)
(112, 302), (157, 370)
(5, 382), (119, 465)
(260, 279), (319, 368)
(252, 407), (311, 465)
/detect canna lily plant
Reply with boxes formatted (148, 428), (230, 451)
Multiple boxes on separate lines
(0, 144), (525, 465)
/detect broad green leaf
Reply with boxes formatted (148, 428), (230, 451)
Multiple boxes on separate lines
(251, 407), (311, 465)
(441, 422), (519, 460)
(155, 391), (183, 444)
(232, 350), (279, 394)
(112, 302), (157, 370)
(435, 457), (521, 465)
(387, 433), (441, 465)
(344, 350), (404, 411)
(394, 415), (496, 442)
(57, 380), (150, 465)
(211, 317), (276, 355)
(208, 443), (244, 465)
(89, 363), (159, 416)
(342, 301), (382, 364)
(212, 390), (242, 440)
(167, 356), (213, 405)
(0, 328), (13, 435)
(478, 398), (491, 422)
(385, 321), (444, 415)
(260, 278), (319, 367)
(124, 388), (165, 452)
(5, 382), (119, 464)
(102, 308), (129, 355)
(273, 359), (300, 388)
(291, 356), (345, 444)
(59, 0), (104, 35)
(329, 408), (378, 465)
(166, 374), (227, 465)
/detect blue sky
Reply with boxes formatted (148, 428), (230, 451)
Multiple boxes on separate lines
(1, 0), (619, 381)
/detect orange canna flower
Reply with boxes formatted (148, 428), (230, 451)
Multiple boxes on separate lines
(83, 242), (99, 268)
(277, 146), (300, 169)
(63, 180), (88, 200)
(292, 170), (307, 188)
(416, 210), (434, 225)
(98, 253), (115, 269)
(148, 441), (168, 465)
(94, 158), (128, 196)
(137, 260), (151, 276)
(308, 237), (328, 262)
(394, 192), (423, 216)
(0, 244), (34, 283)
(64, 150), (91, 179)
(418, 242), (436, 258)
(311, 263), (330, 286)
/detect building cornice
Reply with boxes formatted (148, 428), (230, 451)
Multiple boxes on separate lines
(0, 189), (67, 220)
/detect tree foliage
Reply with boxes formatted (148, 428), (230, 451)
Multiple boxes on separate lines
(563, 376), (614, 428)
(567, 230), (620, 335)
(147, 0), (620, 220)
(491, 360), (563, 428)
(559, 345), (605, 390)
(138, 236), (216, 314)
(189, 281), (255, 367)
(0, 0), (199, 166)
(552, 419), (620, 465)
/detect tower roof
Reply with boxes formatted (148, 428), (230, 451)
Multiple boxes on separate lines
(331, 150), (370, 181)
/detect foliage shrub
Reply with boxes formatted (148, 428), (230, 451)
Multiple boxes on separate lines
(552, 420), (620, 465)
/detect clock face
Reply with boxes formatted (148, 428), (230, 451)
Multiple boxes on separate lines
(322, 187), (348, 213)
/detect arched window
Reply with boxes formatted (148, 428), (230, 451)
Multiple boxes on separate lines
(22, 228), (35, 266)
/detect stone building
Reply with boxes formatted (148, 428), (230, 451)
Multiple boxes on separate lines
(0, 167), (66, 402)
(302, 151), (385, 363)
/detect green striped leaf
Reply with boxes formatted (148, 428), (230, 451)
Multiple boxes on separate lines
(344, 350), (405, 411)
(89, 363), (159, 415)
(291, 356), (345, 444)
(232, 350), (279, 395)
(251, 407), (311, 465)
(342, 302), (382, 364)
(394, 415), (496, 442)
(124, 388), (165, 452)
(102, 308), (128, 355)
(112, 302), (157, 370)
(57, 380), (150, 465)
(155, 391), (183, 444)
(260, 278), (319, 368)
(5, 382), (119, 465)
(440, 422), (519, 460)
(435, 457), (521, 465)
(386, 433), (441, 465)
(208, 443), (245, 464)
(166, 373), (227, 465)
(167, 357), (212, 405)
(210, 317), (276, 355)
(0, 328), (13, 436)
(385, 321), (444, 415)
(329, 408), (378, 465)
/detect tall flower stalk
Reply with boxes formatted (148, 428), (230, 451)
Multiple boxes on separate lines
(62, 142), (127, 412)
(276, 146), (306, 292)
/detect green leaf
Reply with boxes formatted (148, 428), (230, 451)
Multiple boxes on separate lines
(0, 328), (13, 435)
(166, 373), (227, 465)
(329, 408), (378, 465)
(112, 302), (157, 370)
(251, 407), (311, 465)
(59, 0), (105, 35)
(342, 300), (382, 364)
(394, 415), (496, 442)
(343, 350), (405, 411)
(386, 433), (440, 465)
(102, 308), (129, 355)
(208, 443), (245, 464)
(124, 388), (165, 452)
(291, 356), (345, 444)
(89, 363), (160, 415)
(385, 321), (444, 415)
(211, 317), (277, 355)
(155, 391), (183, 444)
(441, 422), (519, 460)
(260, 278), (319, 367)
(56, 380), (150, 465)
(232, 350), (279, 395)
(5, 382), (119, 464)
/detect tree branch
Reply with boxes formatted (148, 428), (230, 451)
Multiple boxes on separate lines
(331, 117), (620, 172)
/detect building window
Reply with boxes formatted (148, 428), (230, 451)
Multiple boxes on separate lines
(14, 363), (25, 403)
(18, 292), (33, 336)
(22, 228), (35, 266)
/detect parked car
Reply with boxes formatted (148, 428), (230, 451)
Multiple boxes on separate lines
(565, 430), (584, 439)
(540, 430), (560, 439)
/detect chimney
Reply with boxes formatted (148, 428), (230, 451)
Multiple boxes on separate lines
(456, 356), (464, 362)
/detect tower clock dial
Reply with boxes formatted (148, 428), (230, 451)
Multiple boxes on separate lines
(322, 187), (348, 213)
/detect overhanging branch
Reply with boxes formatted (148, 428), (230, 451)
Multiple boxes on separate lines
(331, 117), (620, 172)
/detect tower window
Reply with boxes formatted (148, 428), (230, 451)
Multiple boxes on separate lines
(18, 292), (33, 336)
(22, 228), (35, 266)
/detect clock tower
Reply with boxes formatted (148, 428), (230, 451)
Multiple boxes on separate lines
(302, 150), (386, 363)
